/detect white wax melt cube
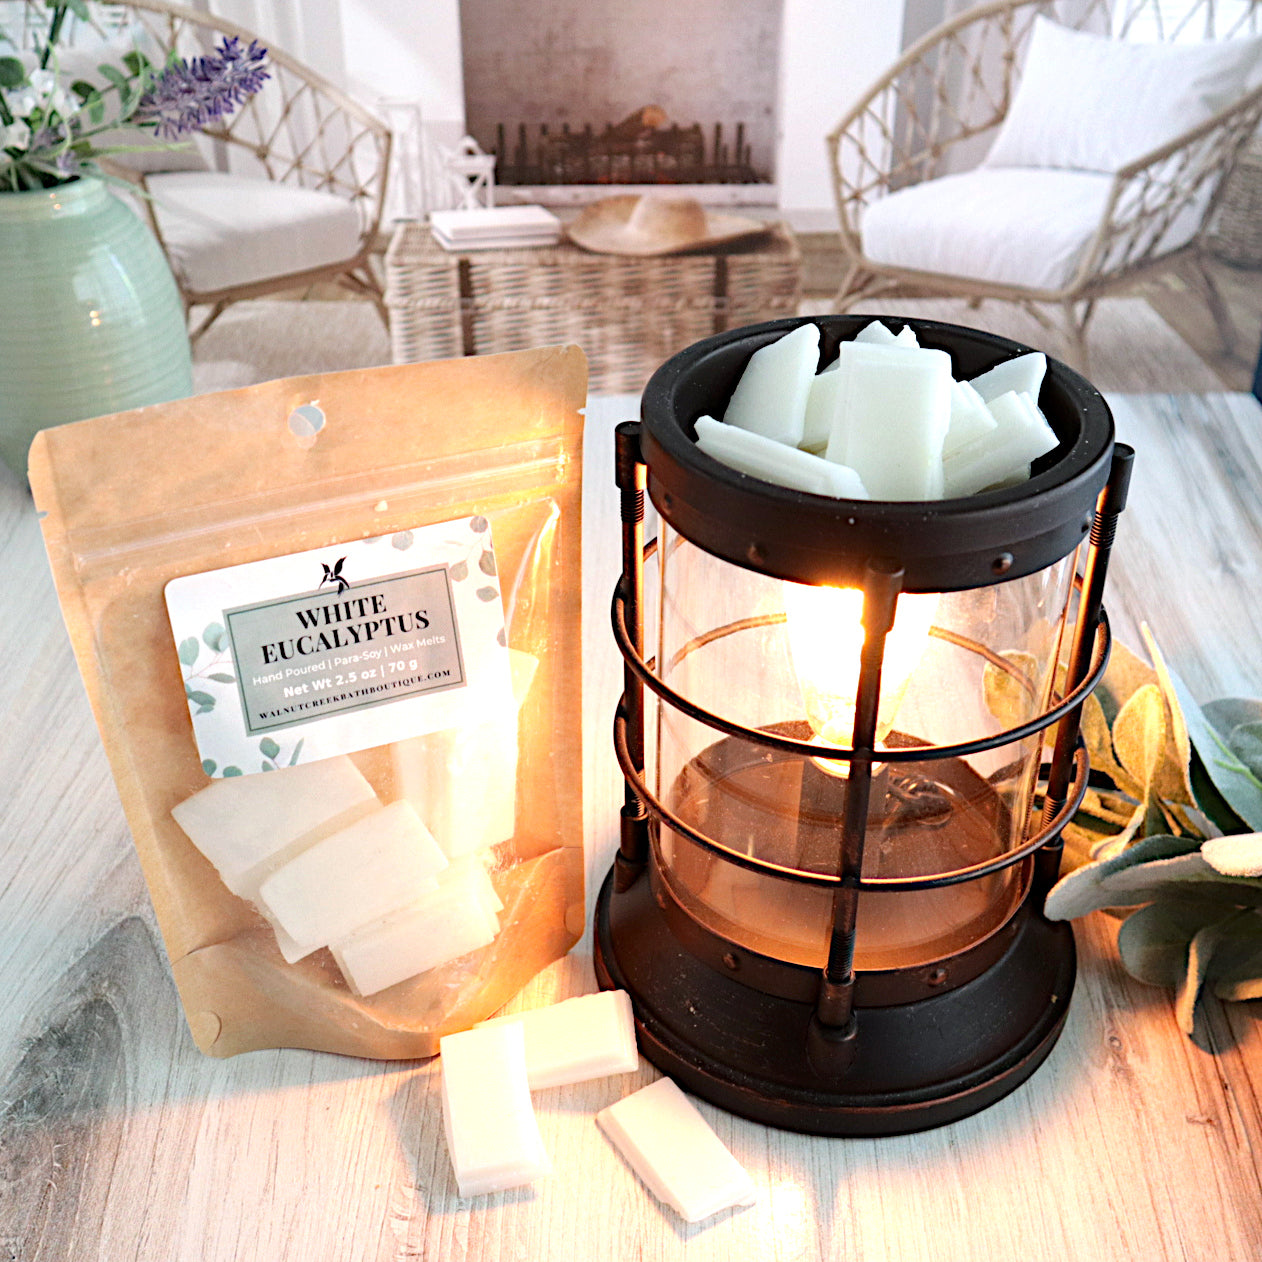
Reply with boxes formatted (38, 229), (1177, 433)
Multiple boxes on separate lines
(597, 1077), (757, 1223)
(257, 799), (448, 954)
(480, 989), (640, 1090)
(801, 362), (843, 452)
(969, 350), (1046, 404)
(942, 390), (1059, 498)
(721, 322), (819, 447)
(171, 756), (378, 899)
(441, 1022), (551, 1197)
(392, 649), (537, 859)
(825, 341), (951, 500)
(695, 415), (868, 499)
(854, 319), (918, 348)
(945, 378), (997, 457)
(330, 853), (501, 995)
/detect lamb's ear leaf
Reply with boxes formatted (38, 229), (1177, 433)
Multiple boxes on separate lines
(1150, 645), (1262, 831)
(1044, 834), (1215, 921)
(1226, 718), (1262, 779)
(1095, 636), (1159, 727)
(1176, 910), (1257, 1034)
(1190, 748), (1250, 836)
(1203, 909), (1262, 999)
(1201, 833), (1262, 878)
(1115, 894), (1231, 988)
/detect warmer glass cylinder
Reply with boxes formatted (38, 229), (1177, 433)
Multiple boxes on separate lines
(652, 526), (1078, 973)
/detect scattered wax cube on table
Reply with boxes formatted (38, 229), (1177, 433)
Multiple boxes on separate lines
(257, 798), (448, 956)
(721, 320), (819, 447)
(596, 1076), (757, 1223)
(479, 988), (640, 1090)
(441, 1022), (551, 1197)
(171, 755), (378, 899)
(695, 416), (868, 499)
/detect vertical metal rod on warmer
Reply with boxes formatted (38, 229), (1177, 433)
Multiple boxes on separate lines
(1037, 444), (1134, 880)
(614, 422), (650, 882)
(814, 560), (905, 1036)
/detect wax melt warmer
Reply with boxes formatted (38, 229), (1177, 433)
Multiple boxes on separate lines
(594, 315), (1133, 1136)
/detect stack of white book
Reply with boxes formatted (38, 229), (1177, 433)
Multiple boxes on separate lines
(429, 205), (562, 251)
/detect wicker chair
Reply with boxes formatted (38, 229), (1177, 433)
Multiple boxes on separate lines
(16, 0), (391, 339)
(826, 0), (1262, 371)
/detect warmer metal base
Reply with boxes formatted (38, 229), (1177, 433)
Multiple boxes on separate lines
(593, 863), (1076, 1137)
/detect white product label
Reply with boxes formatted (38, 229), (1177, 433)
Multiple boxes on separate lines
(165, 516), (512, 777)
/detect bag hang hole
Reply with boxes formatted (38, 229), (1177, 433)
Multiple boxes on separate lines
(288, 404), (326, 448)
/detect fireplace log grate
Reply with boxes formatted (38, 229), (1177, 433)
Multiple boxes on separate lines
(491, 119), (768, 186)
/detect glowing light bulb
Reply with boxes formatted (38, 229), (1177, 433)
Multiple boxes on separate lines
(782, 581), (938, 750)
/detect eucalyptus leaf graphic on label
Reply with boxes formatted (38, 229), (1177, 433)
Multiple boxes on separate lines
(178, 637), (200, 666)
(392, 531), (414, 550)
(450, 560), (469, 582)
(203, 622), (228, 652)
(476, 586), (499, 602)
(471, 515), (489, 533)
(478, 550), (497, 576)
(186, 686), (216, 714)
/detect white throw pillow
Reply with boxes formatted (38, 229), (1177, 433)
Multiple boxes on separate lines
(984, 16), (1262, 173)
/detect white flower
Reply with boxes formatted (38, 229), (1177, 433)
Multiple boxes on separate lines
(1, 120), (32, 151)
(27, 68), (57, 96)
(6, 68), (76, 120)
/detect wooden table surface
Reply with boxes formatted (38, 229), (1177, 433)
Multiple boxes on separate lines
(2, 391), (1262, 1261)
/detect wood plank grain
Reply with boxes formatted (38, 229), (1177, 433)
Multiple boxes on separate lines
(3, 392), (1262, 1262)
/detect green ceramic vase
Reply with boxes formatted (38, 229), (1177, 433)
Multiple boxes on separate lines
(0, 177), (193, 478)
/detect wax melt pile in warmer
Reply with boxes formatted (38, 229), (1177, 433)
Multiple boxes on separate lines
(439, 988), (757, 1220)
(695, 320), (1059, 500)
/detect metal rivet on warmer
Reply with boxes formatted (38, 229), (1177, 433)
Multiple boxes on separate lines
(992, 552), (1014, 575)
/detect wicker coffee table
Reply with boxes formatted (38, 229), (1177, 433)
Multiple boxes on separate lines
(384, 220), (801, 394)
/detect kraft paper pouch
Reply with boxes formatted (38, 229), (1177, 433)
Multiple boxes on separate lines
(29, 346), (586, 1059)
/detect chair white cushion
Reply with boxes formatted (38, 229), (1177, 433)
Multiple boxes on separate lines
(860, 167), (1202, 293)
(984, 16), (1262, 173)
(147, 172), (363, 293)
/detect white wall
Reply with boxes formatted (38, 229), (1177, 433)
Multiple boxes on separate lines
(776, 0), (906, 228)
(199, 0), (348, 87)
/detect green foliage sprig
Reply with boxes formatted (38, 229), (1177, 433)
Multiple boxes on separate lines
(1039, 625), (1262, 1035)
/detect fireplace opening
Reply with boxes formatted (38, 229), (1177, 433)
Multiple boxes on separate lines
(459, 0), (782, 196)
(492, 106), (768, 187)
